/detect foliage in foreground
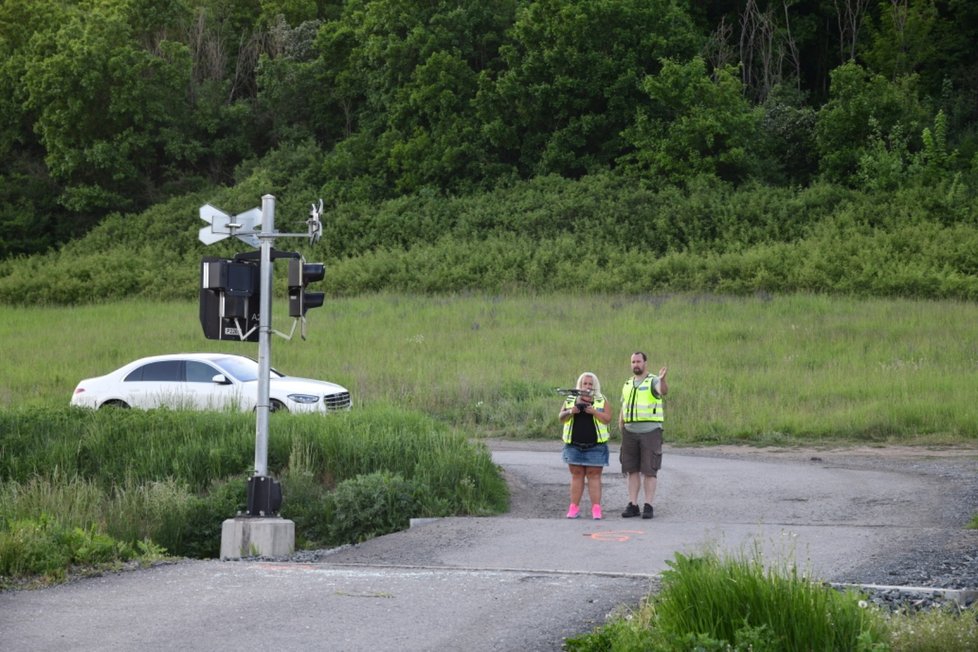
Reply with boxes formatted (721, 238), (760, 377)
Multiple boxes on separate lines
(565, 548), (886, 651)
(565, 548), (978, 651)
(882, 603), (978, 652)
(0, 405), (508, 588)
(0, 514), (167, 588)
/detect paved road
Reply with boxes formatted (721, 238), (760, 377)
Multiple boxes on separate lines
(2, 443), (974, 651)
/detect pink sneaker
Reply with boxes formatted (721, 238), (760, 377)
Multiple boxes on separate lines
(566, 504), (581, 519)
(592, 504), (603, 520)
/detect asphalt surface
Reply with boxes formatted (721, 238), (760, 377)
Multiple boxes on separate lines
(2, 442), (976, 651)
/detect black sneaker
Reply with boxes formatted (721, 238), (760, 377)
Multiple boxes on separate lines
(621, 502), (640, 518)
(642, 503), (654, 519)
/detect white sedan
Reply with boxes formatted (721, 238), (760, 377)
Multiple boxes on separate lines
(70, 353), (351, 414)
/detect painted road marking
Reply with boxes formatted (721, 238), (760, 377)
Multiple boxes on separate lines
(583, 529), (644, 542)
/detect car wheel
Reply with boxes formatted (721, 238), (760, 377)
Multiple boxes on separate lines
(100, 400), (130, 409)
(270, 399), (288, 413)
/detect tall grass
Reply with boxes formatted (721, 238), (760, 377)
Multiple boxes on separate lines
(566, 548), (888, 651)
(3, 294), (978, 444)
(0, 407), (506, 510)
(652, 550), (882, 649)
(566, 547), (978, 651)
(0, 405), (508, 584)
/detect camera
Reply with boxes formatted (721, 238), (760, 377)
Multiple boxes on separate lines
(575, 402), (588, 412)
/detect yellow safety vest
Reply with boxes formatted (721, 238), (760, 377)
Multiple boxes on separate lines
(562, 395), (610, 443)
(621, 375), (664, 423)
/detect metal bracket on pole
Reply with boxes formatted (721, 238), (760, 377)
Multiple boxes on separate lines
(271, 320), (299, 341)
(233, 318), (258, 342)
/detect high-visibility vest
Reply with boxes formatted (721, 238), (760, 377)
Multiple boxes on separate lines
(562, 395), (610, 443)
(621, 375), (664, 423)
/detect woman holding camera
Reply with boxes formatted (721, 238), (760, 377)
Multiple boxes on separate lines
(558, 372), (613, 519)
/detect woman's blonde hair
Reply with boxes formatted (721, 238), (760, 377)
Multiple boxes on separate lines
(576, 372), (602, 397)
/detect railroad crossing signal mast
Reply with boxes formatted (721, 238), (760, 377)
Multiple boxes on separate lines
(197, 195), (326, 559)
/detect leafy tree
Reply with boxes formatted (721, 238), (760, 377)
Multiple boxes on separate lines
(0, 0), (63, 160)
(316, 0), (516, 200)
(755, 84), (819, 185)
(372, 1), (514, 193)
(854, 120), (912, 192)
(257, 0), (328, 27)
(814, 61), (927, 184)
(862, 0), (976, 94)
(22, 1), (199, 213)
(862, 0), (940, 81)
(909, 109), (956, 185)
(620, 57), (760, 184)
(860, 0), (978, 165)
(477, 0), (702, 179)
(385, 49), (487, 193)
(0, 0), (74, 254)
(255, 17), (329, 145)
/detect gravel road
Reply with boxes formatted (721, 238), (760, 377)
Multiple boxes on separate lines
(485, 440), (978, 608)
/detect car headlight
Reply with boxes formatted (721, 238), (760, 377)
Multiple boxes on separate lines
(287, 393), (320, 404)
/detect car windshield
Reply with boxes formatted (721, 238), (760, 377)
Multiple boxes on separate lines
(214, 356), (284, 382)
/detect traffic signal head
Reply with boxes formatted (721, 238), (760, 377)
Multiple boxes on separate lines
(288, 258), (326, 318)
(199, 257), (260, 341)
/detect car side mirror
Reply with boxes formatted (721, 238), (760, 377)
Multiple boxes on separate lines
(211, 374), (231, 385)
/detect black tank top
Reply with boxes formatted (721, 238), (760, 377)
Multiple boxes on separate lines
(571, 411), (598, 445)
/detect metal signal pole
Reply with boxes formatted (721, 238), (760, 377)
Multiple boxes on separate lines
(254, 194), (275, 477)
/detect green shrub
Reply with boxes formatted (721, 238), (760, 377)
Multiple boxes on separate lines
(0, 515), (137, 585)
(169, 479), (247, 559)
(653, 551), (885, 650)
(0, 517), (73, 581)
(279, 470), (334, 548)
(326, 471), (418, 544)
(564, 617), (660, 651)
(566, 549), (887, 651)
(3, 171), (978, 306)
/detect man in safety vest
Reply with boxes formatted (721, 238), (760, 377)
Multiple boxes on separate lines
(619, 351), (668, 519)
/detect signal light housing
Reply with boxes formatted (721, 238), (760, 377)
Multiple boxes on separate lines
(287, 258), (326, 318)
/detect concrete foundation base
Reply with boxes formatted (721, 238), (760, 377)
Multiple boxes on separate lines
(220, 516), (295, 560)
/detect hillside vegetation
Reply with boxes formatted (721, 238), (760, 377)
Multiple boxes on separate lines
(1, 174), (976, 304)
(1, 1), (977, 302)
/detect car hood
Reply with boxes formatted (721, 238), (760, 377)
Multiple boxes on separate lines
(267, 376), (348, 395)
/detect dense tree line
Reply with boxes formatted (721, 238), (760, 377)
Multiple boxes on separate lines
(1, 0), (976, 261)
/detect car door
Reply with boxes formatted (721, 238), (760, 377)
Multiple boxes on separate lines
(123, 360), (185, 409)
(185, 360), (242, 410)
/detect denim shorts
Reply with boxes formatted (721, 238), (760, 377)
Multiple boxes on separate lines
(562, 442), (609, 467)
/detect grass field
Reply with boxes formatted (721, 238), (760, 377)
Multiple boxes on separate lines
(3, 292), (977, 445)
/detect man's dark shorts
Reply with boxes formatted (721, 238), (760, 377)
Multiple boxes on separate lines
(619, 427), (663, 476)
